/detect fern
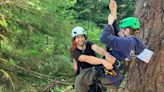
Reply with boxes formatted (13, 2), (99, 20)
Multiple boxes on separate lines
(0, 69), (15, 90)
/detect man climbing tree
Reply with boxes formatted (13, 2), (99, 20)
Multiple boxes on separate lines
(123, 0), (164, 92)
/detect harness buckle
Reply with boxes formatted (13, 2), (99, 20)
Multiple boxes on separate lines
(113, 60), (121, 68)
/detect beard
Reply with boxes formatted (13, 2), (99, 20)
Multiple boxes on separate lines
(77, 41), (86, 47)
(78, 42), (85, 47)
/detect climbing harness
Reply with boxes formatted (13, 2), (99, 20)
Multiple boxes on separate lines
(104, 69), (117, 77)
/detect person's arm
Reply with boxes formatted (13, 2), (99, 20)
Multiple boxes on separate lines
(100, 23), (115, 46)
(100, 24), (133, 53)
(91, 44), (116, 64)
(100, 0), (118, 44)
(72, 59), (78, 73)
(110, 0), (119, 36)
(109, 0), (117, 20)
(78, 55), (113, 70)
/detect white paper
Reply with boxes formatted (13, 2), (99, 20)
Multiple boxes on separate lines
(136, 48), (154, 63)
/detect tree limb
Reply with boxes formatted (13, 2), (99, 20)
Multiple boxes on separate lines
(0, 58), (53, 79)
(43, 80), (74, 92)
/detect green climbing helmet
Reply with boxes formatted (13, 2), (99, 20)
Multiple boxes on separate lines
(119, 17), (140, 30)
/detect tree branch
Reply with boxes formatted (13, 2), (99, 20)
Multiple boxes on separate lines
(43, 80), (74, 92)
(0, 58), (53, 79)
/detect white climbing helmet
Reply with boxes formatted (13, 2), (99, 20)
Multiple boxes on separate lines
(72, 26), (86, 38)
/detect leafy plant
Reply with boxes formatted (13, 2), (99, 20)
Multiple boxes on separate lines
(0, 69), (15, 90)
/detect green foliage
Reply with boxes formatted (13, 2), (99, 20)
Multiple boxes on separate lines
(0, 15), (8, 29)
(40, 55), (74, 77)
(0, 0), (135, 91)
(0, 69), (15, 90)
(0, 58), (18, 92)
(68, 0), (135, 27)
(0, 0), (75, 91)
(53, 85), (74, 92)
(69, 0), (109, 27)
(117, 0), (136, 19)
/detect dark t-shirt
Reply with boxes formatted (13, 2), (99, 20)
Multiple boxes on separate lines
(72, 41), (96, 69)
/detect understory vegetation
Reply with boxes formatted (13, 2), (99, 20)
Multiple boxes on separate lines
(0, 0), (135, 91)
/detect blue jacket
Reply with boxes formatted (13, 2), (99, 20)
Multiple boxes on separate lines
(100, 24), (145, 61)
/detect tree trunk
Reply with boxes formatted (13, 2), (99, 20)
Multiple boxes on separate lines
(124, 0), (164, 92)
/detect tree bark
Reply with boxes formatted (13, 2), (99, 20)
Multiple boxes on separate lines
(124, 0), (164, 92)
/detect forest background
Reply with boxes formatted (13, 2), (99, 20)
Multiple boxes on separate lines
(0, 0), (135, 91)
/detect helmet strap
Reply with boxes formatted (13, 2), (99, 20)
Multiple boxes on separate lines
(122, 29), (127, 37)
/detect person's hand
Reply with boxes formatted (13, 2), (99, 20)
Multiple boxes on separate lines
(101, 59), (113, 70)
(108, 14), (115, 25)
(105, 53), (116, 64)
(109, 0), (117, 19)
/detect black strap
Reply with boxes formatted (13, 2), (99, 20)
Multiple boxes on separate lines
(88, 66), (106, 92)
(76, 62), (81, 75)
